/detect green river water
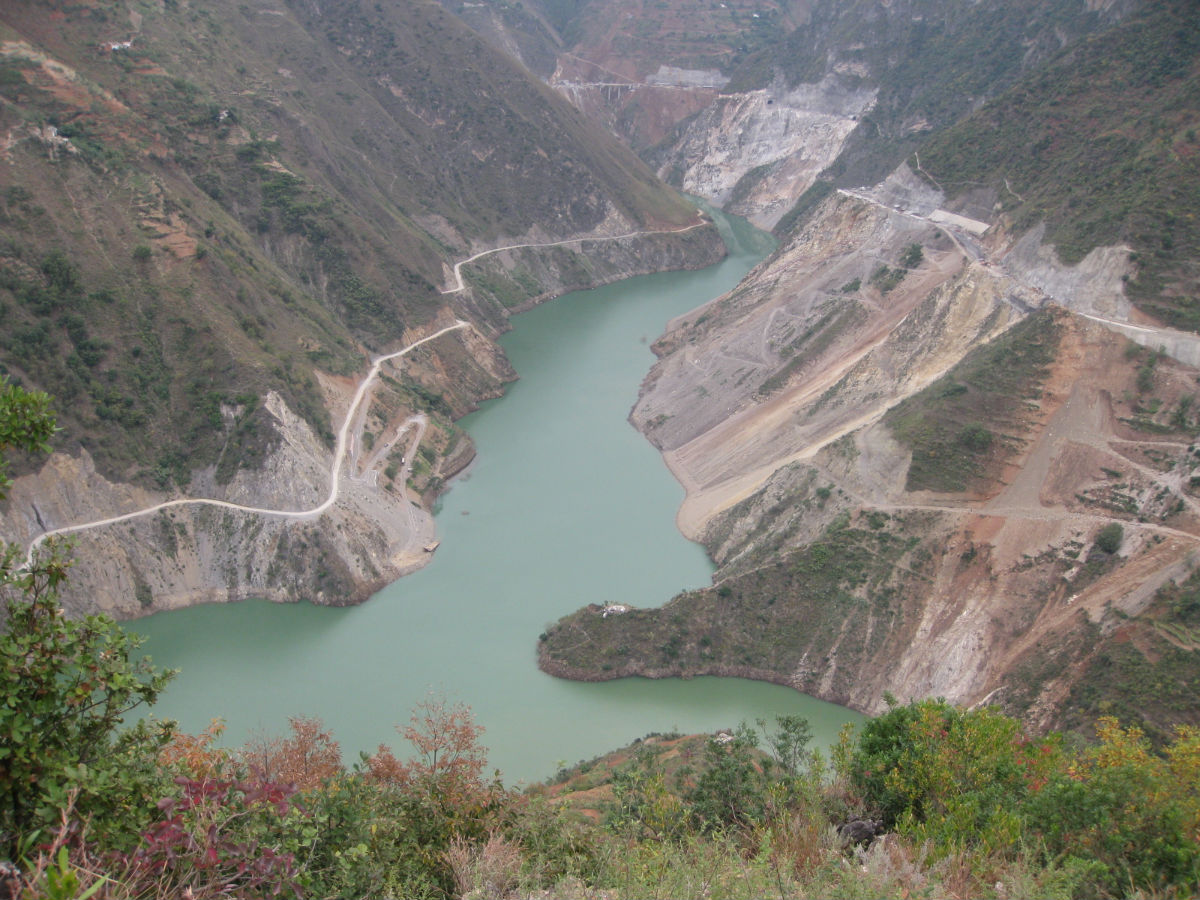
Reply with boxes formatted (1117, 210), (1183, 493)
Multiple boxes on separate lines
(135, 211), (862, 784)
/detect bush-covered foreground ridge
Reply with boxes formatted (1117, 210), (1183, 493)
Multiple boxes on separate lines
(3, 661), (1200, 900)
(4, 387), (1199, 897)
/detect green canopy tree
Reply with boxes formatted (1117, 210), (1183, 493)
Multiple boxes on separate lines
(0, 379), (174, 860)
(0, 376), (56, 501)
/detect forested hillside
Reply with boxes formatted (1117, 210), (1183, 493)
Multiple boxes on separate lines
(0, 0), (718, 613)
(0, 0), (698, 489)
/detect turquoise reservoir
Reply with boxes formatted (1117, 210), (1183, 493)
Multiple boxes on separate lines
(135, 212), (862, 782)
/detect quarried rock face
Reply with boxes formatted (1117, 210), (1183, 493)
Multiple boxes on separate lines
(654, 76), (878, 229)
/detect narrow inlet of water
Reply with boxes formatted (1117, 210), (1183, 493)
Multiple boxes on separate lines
(135, 210), (862, 783)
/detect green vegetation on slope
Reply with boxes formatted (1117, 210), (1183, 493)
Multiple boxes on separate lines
(915, 0), (1200, 330)
(539, 508), (940, 694)
(884, 308), (1062, 493)
(733, 0), (1117, 196)
(0, 377), (55, 497)
(0, 0), (699, 490)
(0, 220), (323, 485)
(5, 528), (1199, 900)
(1004, 565), (1200, 750)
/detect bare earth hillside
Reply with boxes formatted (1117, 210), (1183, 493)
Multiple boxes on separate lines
(542, 170), (1200, 743)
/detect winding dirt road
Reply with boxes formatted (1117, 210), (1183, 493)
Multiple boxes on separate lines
(681, 187), (1200, 568)
(22, 214), (713, 567)
(23, 321), (470, 566)
(439, 218), (709, 294)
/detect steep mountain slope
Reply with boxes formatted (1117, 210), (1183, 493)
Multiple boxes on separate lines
(720, 0), (1135, 192)
(441, 0), (830, 176)
(467, 0), (1132, 229)
(544, 193), (1200, 739)
(913, 0), (1200, 331)
(0, 0), (721, 615)
(540, 0), (1200, 743)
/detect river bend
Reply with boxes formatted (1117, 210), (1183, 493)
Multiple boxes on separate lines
(135, 210), (861, 782)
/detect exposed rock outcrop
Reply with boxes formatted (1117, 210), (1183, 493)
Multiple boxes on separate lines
(632, 187), (1017, 535)
(460, 216), (727, 317)
(3, 390), (433, 619)
(653, 76), (877, 229)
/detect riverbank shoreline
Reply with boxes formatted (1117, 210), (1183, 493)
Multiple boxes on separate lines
(130, 204), (860, 783)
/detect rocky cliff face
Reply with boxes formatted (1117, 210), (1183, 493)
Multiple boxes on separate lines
(631, 184), (1019, 532)
(652, 76), (877, 229)
(8, 416), (424, 620)
(5, 320), (514, 616)
(455, 214), (725, 318)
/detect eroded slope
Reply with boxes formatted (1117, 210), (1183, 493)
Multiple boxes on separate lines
(543, 180), (1200, 741)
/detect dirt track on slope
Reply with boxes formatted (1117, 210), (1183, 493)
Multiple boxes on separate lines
(23, 322), (470, 565)
(666, 229), (969, 538)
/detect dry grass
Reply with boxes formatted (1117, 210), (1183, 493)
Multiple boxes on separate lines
(446, 831), (525, 900)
